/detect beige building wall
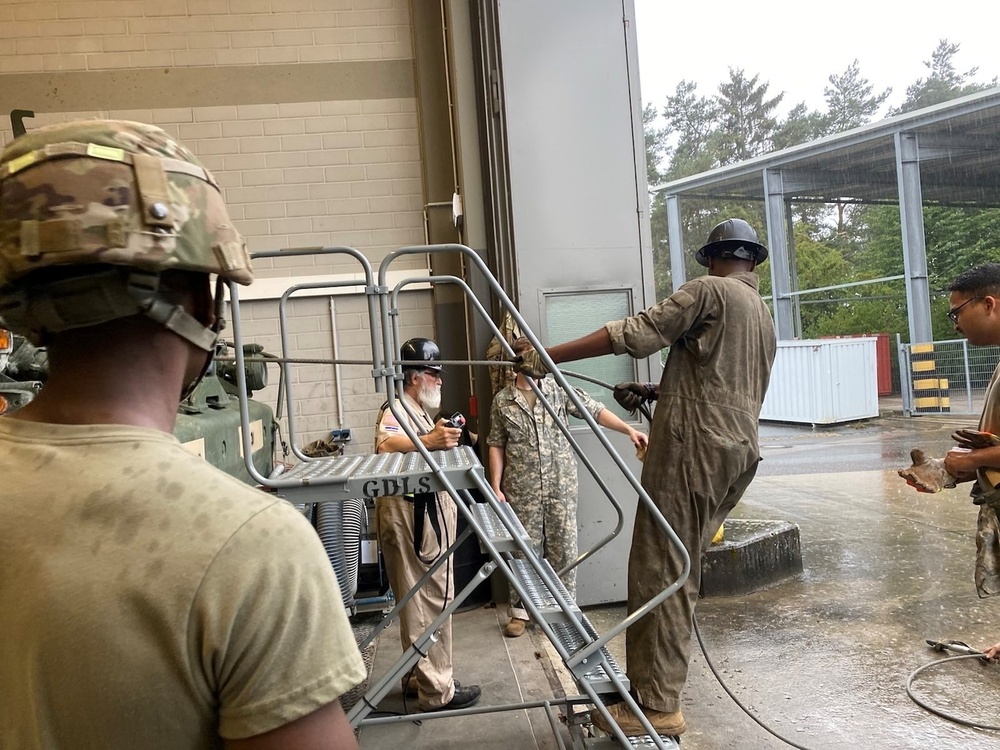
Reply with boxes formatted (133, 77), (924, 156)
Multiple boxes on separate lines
(0, 0), (440, 451)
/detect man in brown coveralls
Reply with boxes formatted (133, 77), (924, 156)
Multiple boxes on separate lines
(515, 218), (776, 737)
(374, 337), (482, 712)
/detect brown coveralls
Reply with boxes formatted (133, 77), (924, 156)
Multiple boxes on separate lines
(605, 271), (776, 714)
(374, 394), (458, 709)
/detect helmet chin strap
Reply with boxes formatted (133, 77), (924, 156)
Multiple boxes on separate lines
(128, 271), (219, 353)
(177, 277), (226, 401)
(123, 270), (223, 401)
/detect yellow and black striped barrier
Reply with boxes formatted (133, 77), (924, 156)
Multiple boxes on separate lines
(910, 343), (950, 413)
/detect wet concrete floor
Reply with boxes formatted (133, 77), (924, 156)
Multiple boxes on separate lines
(358, 414), (1000, 749)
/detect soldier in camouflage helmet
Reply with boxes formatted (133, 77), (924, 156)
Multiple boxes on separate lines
(0, 120), (366, 749)
(0, 118), (252, 359)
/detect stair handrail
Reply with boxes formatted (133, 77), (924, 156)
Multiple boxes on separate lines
(379, 244), (691, 665)
(228, 246), (380, 486)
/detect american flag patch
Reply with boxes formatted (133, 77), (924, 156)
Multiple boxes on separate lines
(381, 413), (400, 433)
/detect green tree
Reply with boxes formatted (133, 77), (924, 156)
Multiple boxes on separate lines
(643, 102), (671, 295)
(896, 39), (996, 113)
(661, 80), (717, 179)
(648, 81), (721, 301)
(772, 101), (826, 151)
(784, 59), (892, 234)
(824, 60), (891, 131)
(641, 42), (998, 345)
(642, 102), (668, 186)
(714, 68), (783, 163)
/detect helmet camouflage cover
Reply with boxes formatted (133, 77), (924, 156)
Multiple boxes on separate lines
(0, 119), (252, 287)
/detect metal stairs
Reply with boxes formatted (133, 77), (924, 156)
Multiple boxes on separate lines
(227, 244), (689, 750)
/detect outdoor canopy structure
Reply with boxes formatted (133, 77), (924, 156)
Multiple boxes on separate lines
(658, 87), (1000, 343)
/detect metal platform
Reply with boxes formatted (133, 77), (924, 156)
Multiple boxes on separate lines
(266, 446), (484, 504)
(227, 244), (689, 750)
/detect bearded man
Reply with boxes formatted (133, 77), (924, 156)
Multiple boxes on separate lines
(373, 338), (482, 711)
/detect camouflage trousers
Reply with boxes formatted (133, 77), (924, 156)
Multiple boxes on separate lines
(507, 490), (578, 619)
(976, 504), (1000, 597)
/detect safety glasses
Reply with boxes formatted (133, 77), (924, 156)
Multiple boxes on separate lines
(947, 296), (982, 324)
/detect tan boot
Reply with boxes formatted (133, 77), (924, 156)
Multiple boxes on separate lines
(504, 617), (528, 638)
(591, 701), (686, 736)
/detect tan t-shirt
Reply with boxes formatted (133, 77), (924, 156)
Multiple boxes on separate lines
(0, 417), (366, 749)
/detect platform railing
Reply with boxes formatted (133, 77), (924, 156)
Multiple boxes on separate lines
(224, 243), (691, 749)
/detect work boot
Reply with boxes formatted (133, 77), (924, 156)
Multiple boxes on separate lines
(423, 680), (481, 711)
(590, 701), (686, 736)
(504, 617), (529, 638)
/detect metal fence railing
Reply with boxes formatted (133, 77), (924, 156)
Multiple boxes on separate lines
(898, 337), (1000, 416)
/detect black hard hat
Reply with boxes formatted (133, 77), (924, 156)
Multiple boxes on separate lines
(400, 337), (442, 372)
(696, 218), (768, 267)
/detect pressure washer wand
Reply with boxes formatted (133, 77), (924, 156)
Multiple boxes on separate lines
(927, 638), (986, 661)
(925, 639), (986, 657)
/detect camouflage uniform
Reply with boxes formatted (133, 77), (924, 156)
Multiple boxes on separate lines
(973, 364), (1000, 596)
(606, 271), (775, 715)
(487, 377), (604, 611)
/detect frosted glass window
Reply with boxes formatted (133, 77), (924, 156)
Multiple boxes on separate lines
(544, 290), (636, 423)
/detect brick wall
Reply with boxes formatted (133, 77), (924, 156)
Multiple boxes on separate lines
(0, 0), (438, 451)
(0, 1), (412, 72)
(227, 289), (435, 453)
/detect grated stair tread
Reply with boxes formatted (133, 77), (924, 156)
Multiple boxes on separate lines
(547, 614), (629, 695)
(509, 557), (581, 620)
(580, 733), (681, 749)
(470, 501), (531, 552)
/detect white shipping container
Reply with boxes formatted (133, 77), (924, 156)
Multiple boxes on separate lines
(760, 338), (879, 424)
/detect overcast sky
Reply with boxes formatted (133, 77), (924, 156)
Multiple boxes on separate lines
(633, 0), (997, 117)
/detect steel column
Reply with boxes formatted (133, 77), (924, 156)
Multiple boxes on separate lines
(895, 131), (933, 343)
(666, 193), (685, 291)
(785, 200), (802, 337)
(763, 168), (795, 339)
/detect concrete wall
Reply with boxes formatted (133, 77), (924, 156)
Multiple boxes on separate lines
(0, 0), (439, 450)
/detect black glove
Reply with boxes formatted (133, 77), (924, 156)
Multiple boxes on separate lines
(614, 382), (656, 412)
(952, 429), (1000, 450)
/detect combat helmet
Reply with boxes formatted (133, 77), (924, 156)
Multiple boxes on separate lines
(0, 119), (252, 350)
(400, 337), (443, 373)
(695, 218), (768, 268)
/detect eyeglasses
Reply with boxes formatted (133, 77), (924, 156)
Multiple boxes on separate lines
(947, 296), (982, 324)
(422, 369), (443, 380)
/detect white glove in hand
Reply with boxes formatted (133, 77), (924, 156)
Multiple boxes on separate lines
(897, 448), (957, 493)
